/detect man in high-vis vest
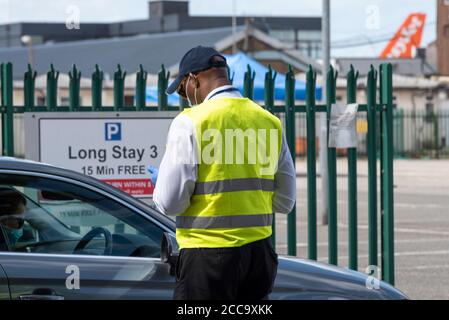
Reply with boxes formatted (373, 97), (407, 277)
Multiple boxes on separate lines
(153, 46), (296, 300)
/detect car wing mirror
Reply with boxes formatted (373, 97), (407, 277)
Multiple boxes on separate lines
(160, 232), (179, 276)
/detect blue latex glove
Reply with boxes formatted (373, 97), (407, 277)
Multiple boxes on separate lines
(147, 165), (159, 186)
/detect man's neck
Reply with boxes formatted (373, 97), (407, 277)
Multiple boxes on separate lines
(204, 84), (239, 101)
(205, 80), (231, 94)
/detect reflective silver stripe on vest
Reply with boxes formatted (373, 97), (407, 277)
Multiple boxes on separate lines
(193, 178), (274, 195)
(176, 214), (273, 229)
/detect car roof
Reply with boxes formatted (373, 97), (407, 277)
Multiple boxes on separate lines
(0, 157), (175, 230)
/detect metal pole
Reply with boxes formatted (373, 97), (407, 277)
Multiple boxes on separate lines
(306, 66), (317, 260)
(367, 66), (378, 267)
(347, 65), (359, 270)
(285, 65), (297, 256)
(27, 40), (33, 69)
(232, 0), (237, 54)
(320, 0), (330, 225)
(380, 63), (395, 285)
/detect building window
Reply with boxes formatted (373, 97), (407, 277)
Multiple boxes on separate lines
(297, 30), (321, 42)
(268, 30), (296, 49)
(269, 29), (322, 58)
(298, 41), (322, 59)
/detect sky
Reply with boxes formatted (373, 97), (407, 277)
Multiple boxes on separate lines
(0, 0), (437, 57)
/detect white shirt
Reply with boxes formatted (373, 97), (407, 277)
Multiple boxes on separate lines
(153, 85), (296, 216)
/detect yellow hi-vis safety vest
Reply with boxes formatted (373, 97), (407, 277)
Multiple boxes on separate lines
(176, 97), (283, 249)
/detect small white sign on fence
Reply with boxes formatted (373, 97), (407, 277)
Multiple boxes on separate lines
(328, 103), (359, 148)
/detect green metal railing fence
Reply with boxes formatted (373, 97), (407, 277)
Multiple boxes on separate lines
(393, 108), (449, 158)
(0, 62), (395, 284)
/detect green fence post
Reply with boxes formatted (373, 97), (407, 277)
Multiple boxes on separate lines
(326, 65), (338, 265)
(228, 67), (235, 85)
(46, 64), (59, 111)
(305, 65), (317, 260)
(264, 64), (277, 247)
(380, 63), (395, 285)
(135, 64), (147, 111)
(92, 64), (103, 111)
(399, 109), (405, 157)
(0, 63), (3, 107)
(434, 110), (440, 159)
(243, 64), (255, 99)
(366, 65), (378, 268)
(1, 62), (14, 156)
(24, 64), (37, 112)
(158, 64), (169, 111)
(264, 65), (276, 114)
(179, 96), (189, 110)
(0, 64), (2, 155)
(69, 64), (81, 111)
(347, 65), (359, 271)
(380, 92), (385, 283)
(285, 65), (297, 256)
(114, 64), (126, 111)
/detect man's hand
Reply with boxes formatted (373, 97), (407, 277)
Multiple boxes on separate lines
(147, 165), (159, 186)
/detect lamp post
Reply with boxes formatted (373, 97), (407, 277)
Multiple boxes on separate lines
(320, 0), (330, 225)
(232, 0), (237, 53)
(21, 35), (33, 68)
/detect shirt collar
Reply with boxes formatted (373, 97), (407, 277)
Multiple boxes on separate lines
(204, 85), (242, 101)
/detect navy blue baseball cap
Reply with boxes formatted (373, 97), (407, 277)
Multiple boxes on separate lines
(166, 46), (227, 94)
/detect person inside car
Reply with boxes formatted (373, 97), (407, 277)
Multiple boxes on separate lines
(0, 187), (27, 248)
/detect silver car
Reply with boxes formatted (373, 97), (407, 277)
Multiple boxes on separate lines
(0, 157), (407, 300)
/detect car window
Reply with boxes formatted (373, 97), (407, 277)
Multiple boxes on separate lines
(0, 173), (164, 258)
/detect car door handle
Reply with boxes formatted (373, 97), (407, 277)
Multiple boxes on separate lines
(19, 288), (64, 300)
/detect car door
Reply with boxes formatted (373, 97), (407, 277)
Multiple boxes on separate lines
(0, 264), (10, 300)
(0, 171), (175, 300)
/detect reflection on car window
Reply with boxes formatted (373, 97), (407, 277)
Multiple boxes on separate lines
(0, 174), (163, 258)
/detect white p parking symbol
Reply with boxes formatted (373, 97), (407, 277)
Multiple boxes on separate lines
(105, 123), (121, 141)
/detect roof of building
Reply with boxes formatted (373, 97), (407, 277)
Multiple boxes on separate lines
(295, 73), (444, 90)
(0, 25), (319, 81)
(214, 27), (322, 72)
(336, 57), (437, 77)
(0, 27), (239, 79)
(0, 16), (320, 45)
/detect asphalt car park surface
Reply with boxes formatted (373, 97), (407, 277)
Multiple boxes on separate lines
(274, 159), (449, 300)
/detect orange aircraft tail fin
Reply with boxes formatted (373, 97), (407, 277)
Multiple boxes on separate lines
(380, 13), (426, 59)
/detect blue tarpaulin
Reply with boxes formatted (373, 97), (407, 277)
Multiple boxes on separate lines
(146, 51), (322, 104)
(224, 52), (322, 101)
(146, 86), (180, 105)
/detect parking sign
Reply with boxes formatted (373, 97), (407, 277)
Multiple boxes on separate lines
(25, 112), (177, 197)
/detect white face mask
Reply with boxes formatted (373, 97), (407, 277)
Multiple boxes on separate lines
(185, 73), (198, 106)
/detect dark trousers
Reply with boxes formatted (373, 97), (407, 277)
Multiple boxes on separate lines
(173, 237), (278, 300)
